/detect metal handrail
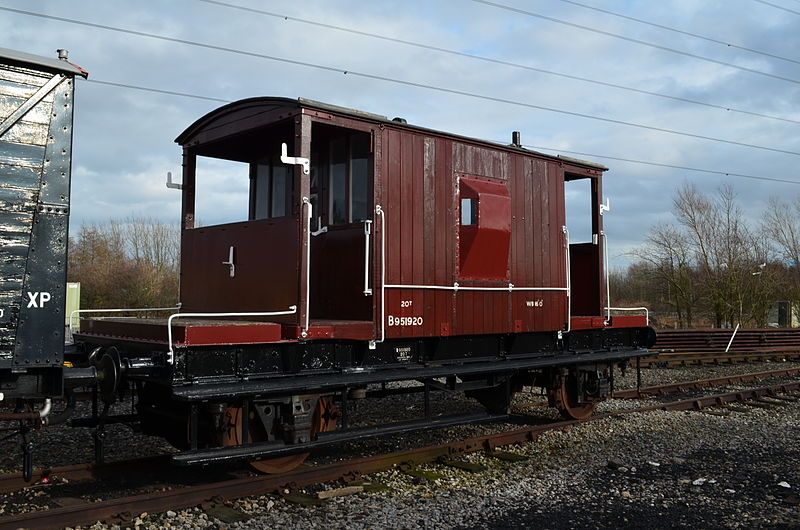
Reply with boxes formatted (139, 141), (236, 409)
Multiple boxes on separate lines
(69, 305), (179, 335)
(605, 306), (650, 325)
(166, 306), (297, 364)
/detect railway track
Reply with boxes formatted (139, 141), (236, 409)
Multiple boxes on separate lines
(1, 376), (798, 530)
(614, 366), (800, 398)
(642, 327), (800, 367)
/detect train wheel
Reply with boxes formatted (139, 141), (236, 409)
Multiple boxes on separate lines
(549, 373), (596, 421)
(222, 396), (338, 474)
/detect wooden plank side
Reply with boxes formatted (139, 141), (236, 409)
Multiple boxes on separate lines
(548, 162), (564, 328)
(411, 134), (424, 334)
(422, 137), (436, 336)
(0, 95), (52, 125)
(0, 163), (40, 190)
(386, 129), (402, 338)
(434, 137), (449, 336)
(0, 140), (45, 168)
(555, 164), (567, 325)
(398, 132), (414, 338)
(0, 65), (53, 87)
(1, 120), (48, 147)
(444, 139), (456, 334)
(532, 159), (544, 331)
(510, 154), (523, 332)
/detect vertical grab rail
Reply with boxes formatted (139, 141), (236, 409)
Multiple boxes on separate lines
(302, 197), (312, 338)
(363, 220), (373, 296)
(375, 205), (385, 343)
(563, 226), (571, 334)
(602, 230), (611, 324)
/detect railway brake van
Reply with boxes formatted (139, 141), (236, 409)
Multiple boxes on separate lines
(76, 97), (654, 471)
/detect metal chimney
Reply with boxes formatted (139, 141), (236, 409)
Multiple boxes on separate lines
(511, 131), (521, 147)
(56, 49), (69, 61)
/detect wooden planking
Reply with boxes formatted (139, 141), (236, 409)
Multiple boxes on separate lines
(422, 137), (436, 336)
(380, 126), (591, 338)
(0, 65), (53, 87)
(0, 140), (45, 167)
(0, 95), (52, 125)
(411, 135), (424, 328)
(434, 137), (449, 335)
(386, 129), (402, 337)
(1, 120), (49, 146)
(0, 163), (40, 190)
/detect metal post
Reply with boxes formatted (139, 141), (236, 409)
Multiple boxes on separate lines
(341, 388), (349, 430)
(636, 356), (641, 397)
(21, 428), (32, 482)
(424, 380), (431, 419)
(190, 403), (198, 451)
(241, 400), (250, 445)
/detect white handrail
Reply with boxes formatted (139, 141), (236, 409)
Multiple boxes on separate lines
(69, 306), (179, 334)
(564, 226), (571, 333)
(363, 220), (372, 296)
(605, 306), (650, 326)
(376, 205), (386, 343)
(166, 306), (297, 364)
(302, 197), (312, 338)
(602, 230), (611, 324)
(383, 283), (568, 292)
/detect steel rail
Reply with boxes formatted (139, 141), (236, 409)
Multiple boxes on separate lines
(0, 455), (168, 495)
(639, 351), (800, 367)
(614, 367), (800, 399)
(1, 379), (798, 529)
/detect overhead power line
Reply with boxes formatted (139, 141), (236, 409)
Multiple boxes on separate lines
(193, 0), (800, 126)
(468, 0), (800, 85)
(524, 144), (800, 185)
(751, 0), (800, 15)
(4, 6), (799, 158)
(555, 0), (800, 65)
(78, 76), (800, 186)
(87, 79), (229, 102)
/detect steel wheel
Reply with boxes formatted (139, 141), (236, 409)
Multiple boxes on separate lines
(549, 374), (596, 421)
(222, 396), (338, 474)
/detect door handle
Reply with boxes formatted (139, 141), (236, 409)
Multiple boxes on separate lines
(222, 246), (235, 278)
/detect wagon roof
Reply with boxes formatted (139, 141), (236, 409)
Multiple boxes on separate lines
(0, 47), (88, 78)
(176, 96), (607, 171)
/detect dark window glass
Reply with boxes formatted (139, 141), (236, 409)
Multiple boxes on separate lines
(271, 163), (288, 218)
(253, 163), (270, 220)
(351, 134), (370, 222)
(330, 137), (347, 225)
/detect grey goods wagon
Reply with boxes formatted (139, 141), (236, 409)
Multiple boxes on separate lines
(0, 48), (87, 398)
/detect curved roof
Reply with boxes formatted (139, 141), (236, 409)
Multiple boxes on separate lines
(176, 96), (607, 171)
(0, 47), (88, 78)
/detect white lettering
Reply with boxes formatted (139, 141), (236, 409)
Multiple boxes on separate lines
(388, 315), (424, 327)
(526, 299), (544, 308)
(25, 292), (52, 309)
(400, 300), (413, 308)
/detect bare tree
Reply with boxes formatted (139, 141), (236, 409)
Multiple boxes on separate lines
(68, 217), (180, 310)
(762, 196), (800, 302)
(635, 223), (696, 327)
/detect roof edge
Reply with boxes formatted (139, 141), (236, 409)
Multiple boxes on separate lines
(0, 47), (88, 78)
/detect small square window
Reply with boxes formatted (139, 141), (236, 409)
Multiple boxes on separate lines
(461, 198), (478, 225)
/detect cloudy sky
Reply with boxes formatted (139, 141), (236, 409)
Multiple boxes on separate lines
(1, 0), (798, 268)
